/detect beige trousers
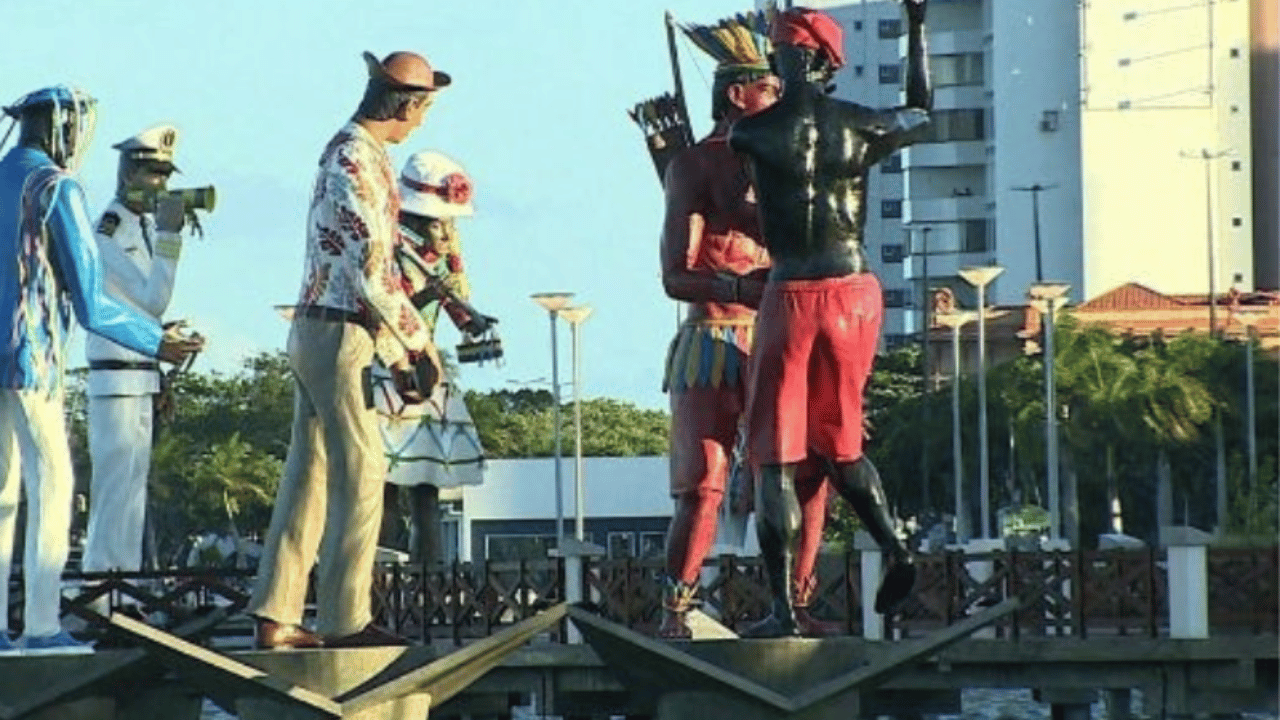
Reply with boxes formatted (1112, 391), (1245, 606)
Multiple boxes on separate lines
(248, 317), (386, 637)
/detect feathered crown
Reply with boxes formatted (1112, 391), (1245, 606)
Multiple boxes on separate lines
(680, 7), (775, 76)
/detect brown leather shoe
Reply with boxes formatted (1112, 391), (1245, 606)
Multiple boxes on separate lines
(255, 618), (323, 650)
(324, 623), (410, 649)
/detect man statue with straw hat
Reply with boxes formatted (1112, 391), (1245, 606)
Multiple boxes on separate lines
(248, 49), (449, 650)
(656, 10), (833, 639)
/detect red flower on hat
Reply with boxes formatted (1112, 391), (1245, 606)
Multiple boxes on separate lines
(441, 173), (471, 205)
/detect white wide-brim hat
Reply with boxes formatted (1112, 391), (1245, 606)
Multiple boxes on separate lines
(399, 150), (474, 219)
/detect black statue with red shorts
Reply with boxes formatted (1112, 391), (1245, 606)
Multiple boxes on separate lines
(729, 1), (931, 637)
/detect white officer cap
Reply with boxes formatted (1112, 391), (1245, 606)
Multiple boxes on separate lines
(112, 124), (180, 172)
(399, 150), (474, 219)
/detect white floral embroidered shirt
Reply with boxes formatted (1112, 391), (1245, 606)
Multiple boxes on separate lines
(296, 121), (428, 365)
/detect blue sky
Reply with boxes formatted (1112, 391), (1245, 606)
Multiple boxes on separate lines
(5, 0), (757, 410)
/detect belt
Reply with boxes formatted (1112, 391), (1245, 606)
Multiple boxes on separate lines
(295, 305), (376, 332)
(89, 360), (159, 371)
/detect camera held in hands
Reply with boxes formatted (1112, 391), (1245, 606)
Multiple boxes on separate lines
(127, 185), (217, 214)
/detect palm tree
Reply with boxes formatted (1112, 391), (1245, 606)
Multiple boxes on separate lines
(1054, 319), (1218, 541)
(1155, 332), (1241, 533)
(1053, 316), (1142, 535)
(1129, 334), (1215, 537)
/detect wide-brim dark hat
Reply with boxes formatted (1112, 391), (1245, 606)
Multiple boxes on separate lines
(363, 51), (451, 92)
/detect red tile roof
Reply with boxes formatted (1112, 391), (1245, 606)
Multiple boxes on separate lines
(1076, 282), (1188, 311)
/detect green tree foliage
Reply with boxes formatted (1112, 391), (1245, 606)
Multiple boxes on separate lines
(465, 388), (669, 458)
(72, 352), (295, 564)
(830, 318), (1277, 550)
(64, 355), (670, 564)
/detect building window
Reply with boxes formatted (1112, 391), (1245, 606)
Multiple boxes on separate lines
(879, 64), (901, 85)
(1232, 217), (1243, 227)
(1229, 47), (1240, 58)
(883, 289), (911, 308)
(485, 534), (556, 562)
(853, 20), (863, 31)
(854, 65), (864, 78)
(1232, 161), (1242, 171)
(878, 19), (902, 38)
(608, 532), (636, 559)
(881, 199), (903, 218)
(638, 532), (666, 559)
(930, 53), (984, 87)
(881, 244), (905, 263)
(885, 333), (913, 349)
(880, 155), (902, 173)
(962, 219), (990, 252)
(918, 109), (986, 143)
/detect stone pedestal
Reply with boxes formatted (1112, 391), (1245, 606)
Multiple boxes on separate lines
(1161, 526), (1213, 639)
(0, 651), (202, 720)
(236, 693), (429, 720)
(656, 689), (860, 720)
(1037, 688), (1096, 720)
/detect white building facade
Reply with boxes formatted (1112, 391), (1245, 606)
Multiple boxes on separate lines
(454, 456), (759, 563)
(776, 0), (1256, 326)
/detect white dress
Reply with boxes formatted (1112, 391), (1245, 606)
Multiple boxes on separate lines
(372, 225), (486, 488)
(372, 367), (485, 488)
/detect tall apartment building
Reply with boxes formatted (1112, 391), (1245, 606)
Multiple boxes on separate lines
(1252, 0), (1278, 290)
(772, 0), (1260, 342)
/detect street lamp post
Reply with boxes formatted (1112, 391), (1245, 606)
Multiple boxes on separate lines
(1012, 183), (1057, 283)
(1234, 308), (1266, 506)
(1180, 148), (1232, 337)
(916, 225), (933, 513)
(560, 305), (594, 543)
(1029, 282), (1071, 541)
(958, 266), (1003, 539)
(935, 309), (978, 542)
(531, 292), (574, 547)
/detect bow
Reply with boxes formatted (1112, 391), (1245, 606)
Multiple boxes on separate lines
(627, 11), (695, 184)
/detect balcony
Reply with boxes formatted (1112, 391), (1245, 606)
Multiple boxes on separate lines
(905, 141), (987, 168)
(921, 30), (984, 55)
(931, 85), (986, 111)
(903, 250), (966, 282)
(905, 196), (987, 223)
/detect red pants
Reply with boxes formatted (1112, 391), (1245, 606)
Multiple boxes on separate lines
(746, 273), (882, 467)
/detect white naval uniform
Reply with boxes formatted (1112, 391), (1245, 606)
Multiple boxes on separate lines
(83, 199), (180, 572)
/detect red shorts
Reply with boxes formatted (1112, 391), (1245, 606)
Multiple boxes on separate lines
(745, 273), (882, 467)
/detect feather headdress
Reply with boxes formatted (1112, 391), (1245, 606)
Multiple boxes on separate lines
(680, 7), (775, 75)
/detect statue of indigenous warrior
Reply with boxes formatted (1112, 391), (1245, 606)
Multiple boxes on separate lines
(374, 150), (497, 567)
(729, 1), (932, 637)
(649, 9), (835, 639)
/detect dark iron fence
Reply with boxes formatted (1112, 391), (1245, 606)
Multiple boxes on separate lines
(6, 546), (1274, 643)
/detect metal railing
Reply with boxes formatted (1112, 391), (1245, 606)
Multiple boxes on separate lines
(5, 546), (1273, 643)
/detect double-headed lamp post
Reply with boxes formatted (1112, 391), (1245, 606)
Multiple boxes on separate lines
(957, 265), (1003, 539)
(531, 291), (574, 547)
(559, 305), (593, 543)
(1028, 282), (1071, 541)
(1233, 308), (1266, 505)
(935, 309), (978, 543)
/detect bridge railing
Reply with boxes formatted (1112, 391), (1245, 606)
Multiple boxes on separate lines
(6, 545), (1274, 643)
